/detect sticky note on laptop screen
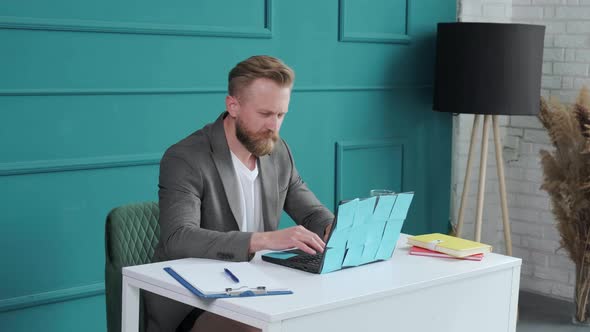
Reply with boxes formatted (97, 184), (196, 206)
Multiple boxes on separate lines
(335, 199), (358, 230)
(355, 197), (376, 225)
(346, 197), (375, 246)
(375, 220), (404, 260)
(327, 226), (350, 248)
(372, 195), (396, 221)
(360, 242), (381, 264)
(342, 244), (364, 267)
(321, 247), (346, 274)
(389, 193), (414, 220)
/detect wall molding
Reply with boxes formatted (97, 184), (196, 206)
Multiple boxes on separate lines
(0, 85), (431, 96)
(0, 87), (229, 96)
(0, 135), (417, 177)
(0, 282), (104, 313)
(338, 0), (411, 44)
(0, 0), (272, 38)
(295, 85), (417, 92)
(0, 153), (162, 176)
(335, 139), (405, 208)
(339, 32), (411, 44)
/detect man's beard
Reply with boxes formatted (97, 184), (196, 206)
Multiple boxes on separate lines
(235, 118), (279, 157)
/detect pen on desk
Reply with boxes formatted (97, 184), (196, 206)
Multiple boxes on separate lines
(224, 268), (240, 283)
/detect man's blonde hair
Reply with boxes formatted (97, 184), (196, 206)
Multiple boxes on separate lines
(228, 55), (295, 98)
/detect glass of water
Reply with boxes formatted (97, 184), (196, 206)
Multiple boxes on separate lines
(369, 189), (395, 197)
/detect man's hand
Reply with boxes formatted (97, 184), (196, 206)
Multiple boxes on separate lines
(249, 225), (325, 255)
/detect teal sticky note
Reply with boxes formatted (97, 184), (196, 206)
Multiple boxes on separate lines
(359, 242), (380, 264)
(321, 247), (346, 274)
(336, 199), (358, 230)
(375, 219), (404, 260)
(347, 224), (368, 247)
(390, 193), (414, 219)
(263, 251), (298, 260)
(373, 195), (396, 220)
(327, 226), (350, 249)
(365, 221), (386, 244)
(342, 245), (364, 267)
(355, 197), (377, 225)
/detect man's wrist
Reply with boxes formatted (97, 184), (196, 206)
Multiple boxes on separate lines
(322, 222), (333, 242)
(249, 231), (269, 253)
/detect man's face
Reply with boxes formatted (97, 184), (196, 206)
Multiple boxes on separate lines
(229, 78), (291, 156)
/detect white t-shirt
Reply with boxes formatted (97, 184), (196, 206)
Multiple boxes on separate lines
(230, 151), (263, 232)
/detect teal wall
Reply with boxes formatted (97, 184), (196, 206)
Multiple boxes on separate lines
(0, 1), (455, 330)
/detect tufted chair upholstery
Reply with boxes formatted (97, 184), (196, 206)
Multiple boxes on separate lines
(105, 202), (160, 332)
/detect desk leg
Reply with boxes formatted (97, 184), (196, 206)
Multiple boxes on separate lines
(122, 275), (140, 332)
(508, 266), (522, 331)
(262, 322), (282, 332)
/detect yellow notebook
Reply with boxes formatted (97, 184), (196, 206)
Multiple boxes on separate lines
(407, 233), (492, 258)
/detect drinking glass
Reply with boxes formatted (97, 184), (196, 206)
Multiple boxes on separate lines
(369, 189), (395, 197)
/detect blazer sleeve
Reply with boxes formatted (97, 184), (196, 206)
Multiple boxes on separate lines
(281, 142), (335, 238)
(158, 151), (253, 262)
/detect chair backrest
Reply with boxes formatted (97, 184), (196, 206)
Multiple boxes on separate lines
(105, 202), (160, 332)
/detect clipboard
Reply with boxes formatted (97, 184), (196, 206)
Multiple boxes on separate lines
(164, 262), (293, 298)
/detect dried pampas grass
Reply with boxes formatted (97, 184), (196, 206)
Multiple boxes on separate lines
(539, 87), (590, 323)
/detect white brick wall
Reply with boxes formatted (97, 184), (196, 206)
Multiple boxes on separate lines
(456, 0), (590, 302)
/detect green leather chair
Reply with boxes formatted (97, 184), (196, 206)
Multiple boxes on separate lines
(105, 202), (160, 332)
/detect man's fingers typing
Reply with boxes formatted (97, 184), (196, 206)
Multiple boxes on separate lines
(294, 228), (325, 253)
(307, 234), (325, 253)
(293, 240), (317, 255)
(259, 226), (328, 253)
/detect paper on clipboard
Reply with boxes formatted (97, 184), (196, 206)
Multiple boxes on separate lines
(166, 262), (292, 298)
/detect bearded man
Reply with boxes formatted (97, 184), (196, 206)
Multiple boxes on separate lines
(145, 55), (335, 332)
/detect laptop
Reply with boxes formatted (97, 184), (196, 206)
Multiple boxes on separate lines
(262, 192), (414, 274)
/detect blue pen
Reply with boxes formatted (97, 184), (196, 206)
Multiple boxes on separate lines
(224, 268), (240, 283)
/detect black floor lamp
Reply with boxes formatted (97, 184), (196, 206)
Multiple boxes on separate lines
(433, 22), (545, 255)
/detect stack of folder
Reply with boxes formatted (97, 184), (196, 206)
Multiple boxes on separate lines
(407, 233), (492, 261)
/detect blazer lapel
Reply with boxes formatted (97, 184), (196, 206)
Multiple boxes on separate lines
(209, 113), (243, 229)
(259, 154), (279, 231)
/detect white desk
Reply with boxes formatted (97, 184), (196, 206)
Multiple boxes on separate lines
(122, 234), (521, 332)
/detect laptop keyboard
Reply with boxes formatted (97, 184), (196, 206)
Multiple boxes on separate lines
(288, 253), (323, 269)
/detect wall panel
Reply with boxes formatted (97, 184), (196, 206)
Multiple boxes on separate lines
(0, 1), (455, 330)
(336, 140), (404, 205)
(339, 0), (411, 43)
(0, 0), (271, 37)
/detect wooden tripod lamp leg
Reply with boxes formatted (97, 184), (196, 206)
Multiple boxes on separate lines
(456, 115), (480, 237)
(492, 115), (513, 256)
(475, 115), (491, 242)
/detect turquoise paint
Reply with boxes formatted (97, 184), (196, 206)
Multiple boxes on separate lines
(335, 139), (404, 206)
(343, 0), (407, 35)
(0, 0), (272, 38)
(0, 283), (104, 313)
(339, 0), (411, 43)
(0, 295), (106, 332)
(0, 166), (158, 299)
(0, 0), (455, 330)
(0, 153), (160, 176)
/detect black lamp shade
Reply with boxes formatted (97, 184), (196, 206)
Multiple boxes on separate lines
(433, 22), (545, 115)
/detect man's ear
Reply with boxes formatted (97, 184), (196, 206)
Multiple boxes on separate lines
(225, 95), (239, 117)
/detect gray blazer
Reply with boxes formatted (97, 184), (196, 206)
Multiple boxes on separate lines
(145, 112), (334, 331)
